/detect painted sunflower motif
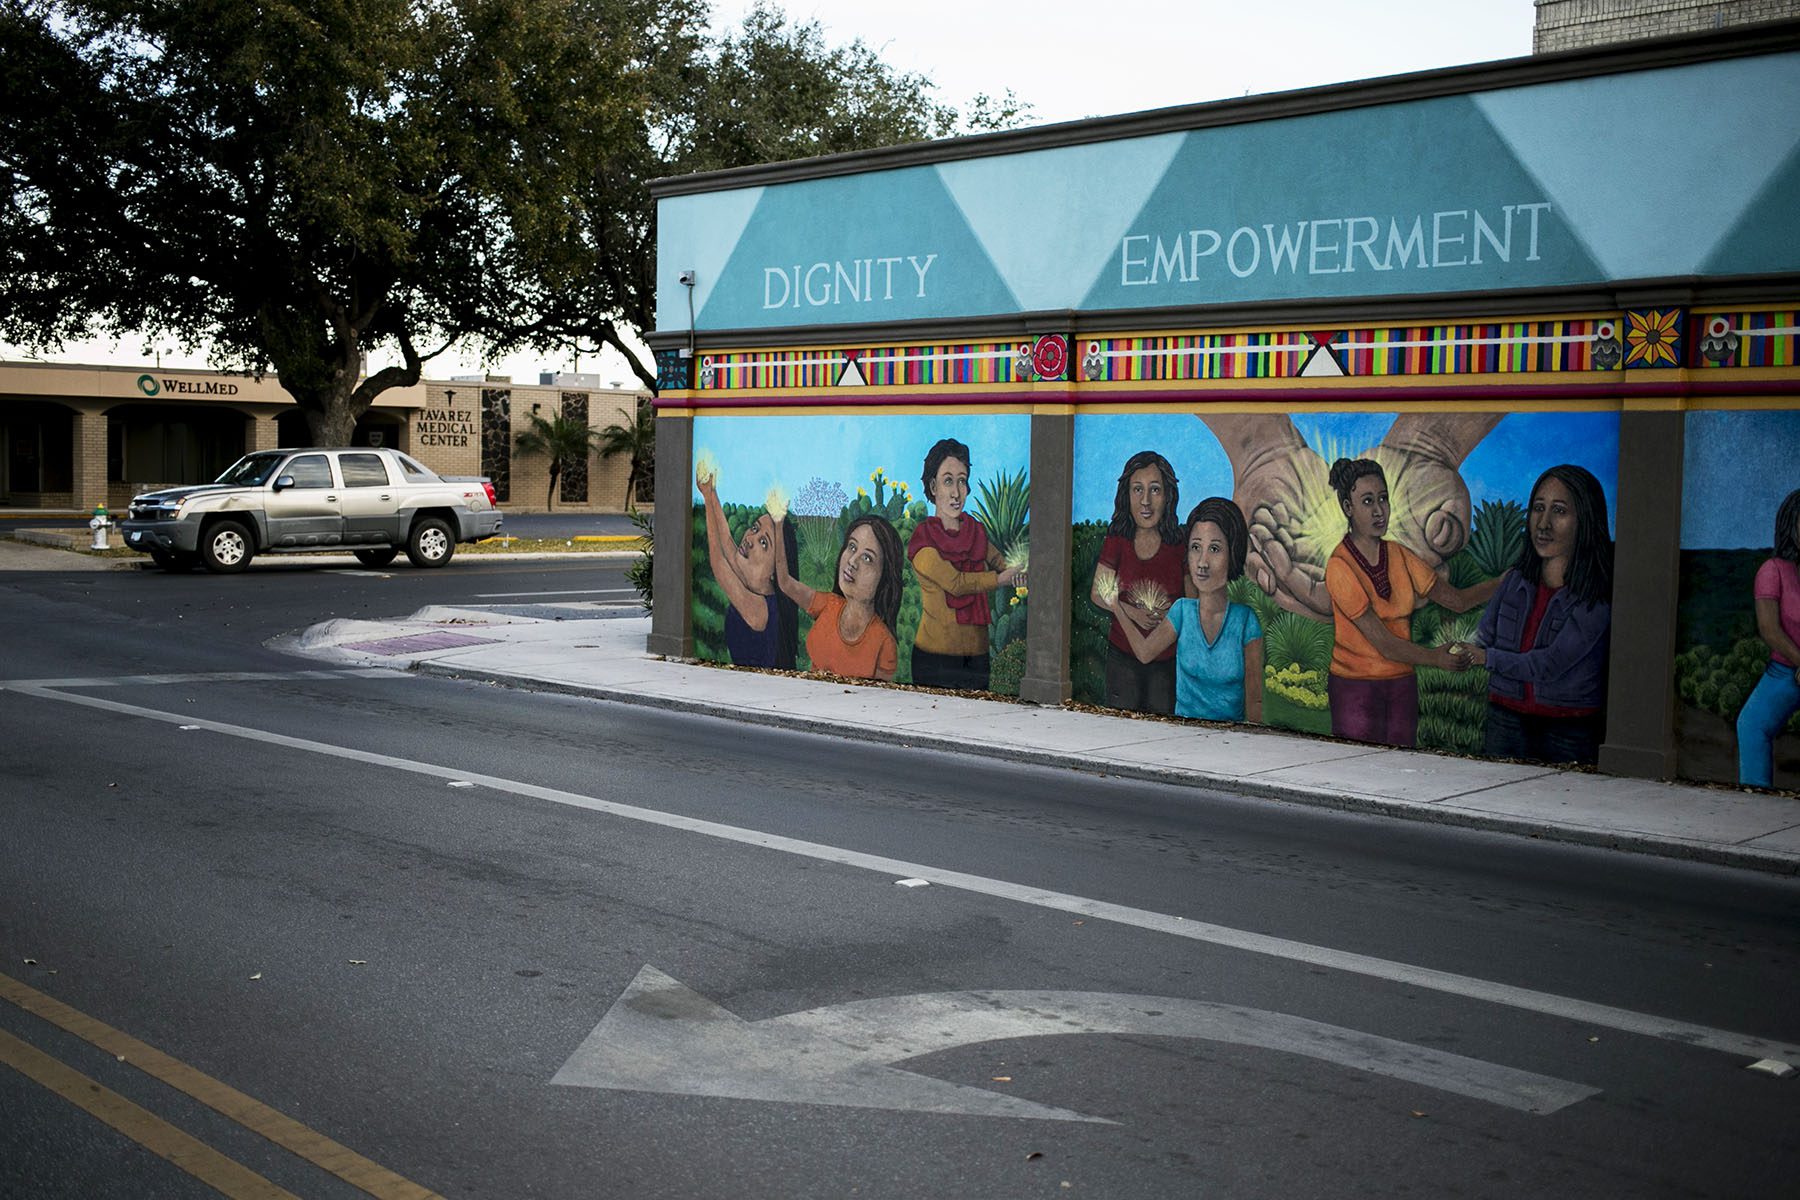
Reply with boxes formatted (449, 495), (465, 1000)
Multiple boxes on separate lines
(1625, 309), (1682, 368)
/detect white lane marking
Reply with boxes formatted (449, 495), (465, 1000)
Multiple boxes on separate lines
(472, 588), (637, 598)
(6, 681), (1798, 1067)
(0, 669), (395, 689)
(552, 965), (1599, 1119)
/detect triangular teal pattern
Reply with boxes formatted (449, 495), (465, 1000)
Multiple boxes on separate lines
(1082, 95), (1606, 312)
(1703, 143), (1800, 277)
(697, 166), (1020, 329)
(1478, 53), (1800, 281)
(936, 135), (1185, 312)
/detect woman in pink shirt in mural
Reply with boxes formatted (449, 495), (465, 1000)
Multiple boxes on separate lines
(1736, 488), (1800, 787)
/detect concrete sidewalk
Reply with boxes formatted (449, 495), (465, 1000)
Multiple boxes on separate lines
(275, 603), (1800, 877)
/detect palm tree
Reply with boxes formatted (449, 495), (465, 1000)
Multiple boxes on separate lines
(597, 398), (655, 510)
(513, 412), (601, 510)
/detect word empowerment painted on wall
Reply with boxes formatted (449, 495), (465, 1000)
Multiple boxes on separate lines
(1121, 204), (1553, 286)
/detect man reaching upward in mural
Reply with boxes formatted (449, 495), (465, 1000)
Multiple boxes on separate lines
(1199, 412), (1503, 620)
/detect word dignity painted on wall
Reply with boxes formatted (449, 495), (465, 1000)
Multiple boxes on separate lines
(1121, 203), (1554, 286)
(764, 254), (939, 310)
(416, 406), (475, 447)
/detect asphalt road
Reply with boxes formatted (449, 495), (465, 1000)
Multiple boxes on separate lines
(2, 555), (1798, 1198)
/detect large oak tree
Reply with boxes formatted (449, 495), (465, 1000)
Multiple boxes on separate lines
(0, 0), (1024, 443)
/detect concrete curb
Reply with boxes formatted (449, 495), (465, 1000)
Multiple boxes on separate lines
(406, 658), (1800, 878)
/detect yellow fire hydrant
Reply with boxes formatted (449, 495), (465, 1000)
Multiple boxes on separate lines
(89, 505), (111, 551)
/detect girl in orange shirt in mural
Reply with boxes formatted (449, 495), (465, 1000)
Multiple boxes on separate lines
(772, 512), (904, 681)
(1324, 456), (1497, 747)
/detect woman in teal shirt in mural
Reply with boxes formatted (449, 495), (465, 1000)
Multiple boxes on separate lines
(1113, 497), (1264, 722)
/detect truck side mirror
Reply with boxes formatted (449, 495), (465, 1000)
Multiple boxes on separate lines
(273, 475), (294, 492)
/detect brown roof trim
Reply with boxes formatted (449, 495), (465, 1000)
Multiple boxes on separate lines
(641, 273), (1800, 351)
(649, 20), (1800, 198)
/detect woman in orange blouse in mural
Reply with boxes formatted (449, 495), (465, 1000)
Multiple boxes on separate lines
(771, 512), (904, 681)
(1324, 457), (1497, 747)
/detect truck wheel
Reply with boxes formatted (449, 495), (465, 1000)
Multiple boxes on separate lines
(199, 520), (253, 574)
(354, 547), (399, 568)
(406, 517), (455, 568)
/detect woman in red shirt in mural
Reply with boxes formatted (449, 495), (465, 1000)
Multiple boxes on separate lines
(1089, 450), (1188, 714)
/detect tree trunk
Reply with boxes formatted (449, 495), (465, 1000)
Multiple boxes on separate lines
(304, 402), (359, 447)
(546, 466), (559, 511)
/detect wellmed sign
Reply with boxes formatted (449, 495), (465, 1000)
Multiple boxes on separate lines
(135, 373), (241, 397)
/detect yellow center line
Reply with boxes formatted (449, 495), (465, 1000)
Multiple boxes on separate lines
(0, 1026), (298, 1200)
(0, 972), (441, 1199)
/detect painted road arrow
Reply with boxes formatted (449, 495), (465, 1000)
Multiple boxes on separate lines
(551, 966), (1600, 1122)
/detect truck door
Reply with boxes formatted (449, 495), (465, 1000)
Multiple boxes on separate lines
(337, 452), (402, 545)
(264, 453), (343, 547)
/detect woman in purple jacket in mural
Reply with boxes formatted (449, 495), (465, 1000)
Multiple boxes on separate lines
(1456, 464), (1614, 764)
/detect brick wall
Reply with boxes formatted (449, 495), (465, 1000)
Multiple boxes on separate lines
(421, 381), (648, 513)
(1534, 0), (1800, 51)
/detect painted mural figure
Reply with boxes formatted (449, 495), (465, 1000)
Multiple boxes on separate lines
(1735, 488), (1800, 787)
(1199, 412), (1502, 620)
(1113, 497), (1264, 723)
(1324, 457), (1495, 747)
(697, 467), (799, 669)
(907, 437), (1022, 691)
(1090, 451), (1187, 714)
(1455, 465), (1614, 765)
(772, 512), (903, 681)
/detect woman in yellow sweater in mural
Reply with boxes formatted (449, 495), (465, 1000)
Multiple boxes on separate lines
(907, 437), (1022, 692)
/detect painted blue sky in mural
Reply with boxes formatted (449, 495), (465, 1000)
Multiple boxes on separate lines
(1073, 412), (1620, 535)
(1683, 412), (1800, 550)
(692, 413), (1032, 512)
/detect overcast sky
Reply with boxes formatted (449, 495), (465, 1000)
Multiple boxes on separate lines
(7, 0), (1538, 384)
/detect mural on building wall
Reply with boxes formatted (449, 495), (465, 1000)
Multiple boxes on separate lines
(1072, 411), (1619, 761)
(1678, 410), (1800, 790)
(691, 414), (1031, 694)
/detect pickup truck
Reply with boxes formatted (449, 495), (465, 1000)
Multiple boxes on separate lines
(120, 447), (504, 573)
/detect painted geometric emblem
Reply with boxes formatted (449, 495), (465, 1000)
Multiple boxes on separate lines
(1590, 320), (1622, 371)
(1624, 308), (1684, 368)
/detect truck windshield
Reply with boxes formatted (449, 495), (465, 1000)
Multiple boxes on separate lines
(213, 453), (285, 487)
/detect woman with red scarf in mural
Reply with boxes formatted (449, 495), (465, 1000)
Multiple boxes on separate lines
(907, 437), (1022, 691)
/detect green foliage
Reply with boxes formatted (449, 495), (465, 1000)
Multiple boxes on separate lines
(625, 506), (653, 609)
(0, 1), (1032, 416)
(514, 412), (602, 510)
(1229, 576), (1281, 635)
(989, 638), (1028, 697)
(597, 398), (655, 508)
(0, 0), (655, 438)
(1675, 634), (1799, 729)
(1465, 499), (1526, 579)
(1263, 611), (1333, 675)
(970, 469), (1030, 558)
(1069, 521), (1110, 706)
(1414, 606), (1489, 754)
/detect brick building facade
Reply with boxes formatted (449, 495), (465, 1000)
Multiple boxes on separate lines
(0, 361), (650, 513)
(1535, 0), (1800, 52)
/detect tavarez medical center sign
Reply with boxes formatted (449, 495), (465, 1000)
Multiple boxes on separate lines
(655, 51), (1800, 333)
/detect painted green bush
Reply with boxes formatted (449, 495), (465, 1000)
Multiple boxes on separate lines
(1069, 520), (1110, 706)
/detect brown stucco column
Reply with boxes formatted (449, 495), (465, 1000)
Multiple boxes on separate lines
(647, 410), (694, 658)
(1599, 408), (1684, 779)
(71, 406), (108, 511)
(1019, 408), (1074, 705)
